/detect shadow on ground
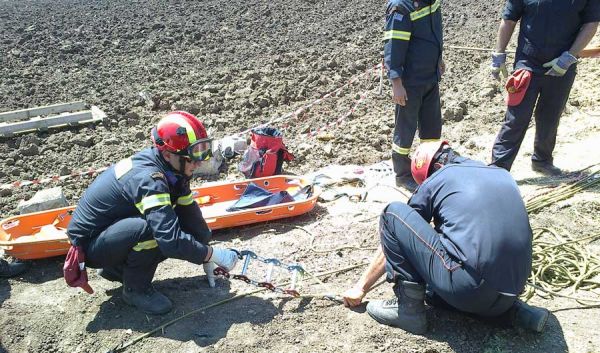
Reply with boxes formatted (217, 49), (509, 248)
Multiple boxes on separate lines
(86, 275), (280, 348)
(425, 307), (567, 353)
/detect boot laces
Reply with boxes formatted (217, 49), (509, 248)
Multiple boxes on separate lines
(384, 297), (398, 306)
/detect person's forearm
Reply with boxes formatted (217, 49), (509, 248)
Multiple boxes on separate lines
(495, 19), (517, 53)
(356, 247), (387, 292)
(569, 22), (599, 56)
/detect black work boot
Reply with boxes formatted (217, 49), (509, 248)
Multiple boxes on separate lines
(393, 153), (417, 192)
(366, 281), (427, 334)
(122, 285), (173, 315)
(97, 266), (124, 283)
(509, 300), (549, 333)
(0, 259), (30, 278)
(531, 161), (563, 176)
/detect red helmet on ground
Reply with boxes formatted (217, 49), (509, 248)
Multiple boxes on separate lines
(151, 111), (213, 161)
(411, 140), (449, 185)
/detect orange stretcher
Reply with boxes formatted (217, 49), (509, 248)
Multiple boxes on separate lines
(0, 175), (320, 260)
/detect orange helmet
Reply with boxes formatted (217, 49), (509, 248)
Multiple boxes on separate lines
(151, 111), (213, 161)
(411, 140), (449, 185)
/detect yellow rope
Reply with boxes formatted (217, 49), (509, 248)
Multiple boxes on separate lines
(523, 227), (600, 305)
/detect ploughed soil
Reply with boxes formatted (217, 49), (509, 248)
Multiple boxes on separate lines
(1, 1), (599, 352)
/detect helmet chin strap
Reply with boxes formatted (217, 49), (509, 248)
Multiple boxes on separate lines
(177, 155), (189, 177)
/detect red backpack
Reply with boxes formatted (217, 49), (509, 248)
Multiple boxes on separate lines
(239, 128), (294, 178)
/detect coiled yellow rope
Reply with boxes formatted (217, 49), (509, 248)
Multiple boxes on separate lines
(524, 227), (600, 305)
(523, 166), (600, 305)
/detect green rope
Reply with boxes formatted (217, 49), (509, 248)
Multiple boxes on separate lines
(521, 166), (600, 305)
(525, 167), (599, 213)
(524, 227), (600, 305)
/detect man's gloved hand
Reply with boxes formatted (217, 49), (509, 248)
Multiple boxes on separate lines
(543, 51), (577, 76)
(210, 248), (239, 272)
(490, 52), (508, 81)
(202, 262), (217, 288)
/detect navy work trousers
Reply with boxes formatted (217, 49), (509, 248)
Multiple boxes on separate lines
(393, 83), (442, 150)
(85, 217), (210, 290)
(392, 82), (442, 176)
(379, 202), (515, 317)
(491, 68), (576, 170)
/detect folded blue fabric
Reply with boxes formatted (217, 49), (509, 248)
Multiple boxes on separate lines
(227, 182), (294, 212)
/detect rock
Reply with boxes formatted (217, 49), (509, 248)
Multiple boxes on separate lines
(0, 187), (12, 197)
(134, 131), (146, 140)
(316, 133), (334, 141)
(203, 84), (222, 93)
(72, 136), (94, 147)
(442, 106), (464, 122)
(125, 111), (140, 120)
(177, 102), (201, 115)
(479, 86), (497, 98)
(17, 187), (68, 214)
(19, 144), (39, 156)
(323, 143), (333, 156)
(380, 124), (391, 134)
(214, 118), (227, 131)
(59, 166), (71, 176)
(371, 139), (383, 152)
(104, 137), (120, 145)
(138, 91), (158, 110)
(142, 39), (157, 53)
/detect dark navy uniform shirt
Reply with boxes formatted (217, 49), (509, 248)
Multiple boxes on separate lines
(503, 0), (600, 74)
(67, 147), (211, 264)
(408, 158), (532, 295)
(384, 0), (443, 86)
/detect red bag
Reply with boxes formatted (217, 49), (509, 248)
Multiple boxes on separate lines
(63, 245), (94, 294)
(239, 128), (294, 178)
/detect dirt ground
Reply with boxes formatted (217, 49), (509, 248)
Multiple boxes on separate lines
(1, 1), (600, 352)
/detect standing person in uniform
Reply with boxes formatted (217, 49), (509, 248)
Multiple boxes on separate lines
(343, 141), (548, 334)
(67, 111), (239, 315)
(384, 0), (445, 191)
(490, 0), (599, 174)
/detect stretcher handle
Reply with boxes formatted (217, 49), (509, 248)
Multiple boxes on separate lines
(255, 209), (273, 215)
(0, 238), (70, 246)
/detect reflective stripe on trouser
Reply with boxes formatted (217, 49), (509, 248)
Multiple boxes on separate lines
(393, 83), (442, 157)
(491, 68), (576, 171)
(379, 202), (515, 316)
(85, 217), (165, 290)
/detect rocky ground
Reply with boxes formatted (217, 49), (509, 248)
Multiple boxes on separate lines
(1, 1), (599, 352)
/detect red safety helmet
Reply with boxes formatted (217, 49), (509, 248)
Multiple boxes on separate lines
(411, 140), (449, 185)
(151, 111), (213, 161)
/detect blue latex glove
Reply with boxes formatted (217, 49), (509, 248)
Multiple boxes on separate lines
(386, 0), (416, 15)
(490, 52), (508, 81)
(543, 51), (577, 76)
